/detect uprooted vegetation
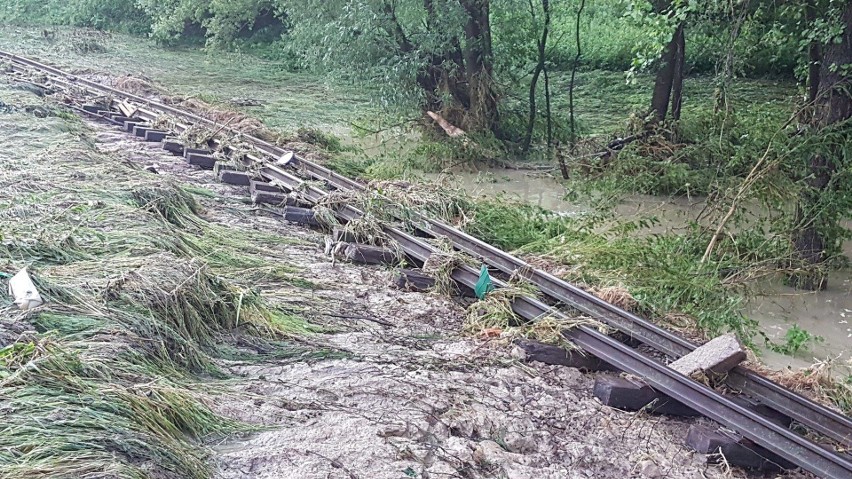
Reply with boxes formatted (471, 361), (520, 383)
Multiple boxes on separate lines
(0, 85), (321, 477)
(0, 82), (763, 479)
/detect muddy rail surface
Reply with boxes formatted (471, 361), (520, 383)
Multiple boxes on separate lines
(2, 50), (851, 478)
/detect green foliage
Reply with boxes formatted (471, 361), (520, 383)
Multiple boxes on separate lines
(463, 197), (767, 338)
(296, 127), (352, 153)
(567, 76), (795, 196)
(785, 119), (852, 259)
(0, 0), (151, 34)
(134, 0), (287, 46)
(768, 324), (824, 356)
(467, 198), (575, 251)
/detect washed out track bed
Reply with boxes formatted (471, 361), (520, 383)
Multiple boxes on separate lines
(2, 50), (851, 479)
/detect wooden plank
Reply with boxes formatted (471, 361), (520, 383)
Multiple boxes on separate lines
(162, 139), (184, 154)
(219, 170), (251, 186)
(250, 180), (284, 193)
(186, 153), (216, 170)
(593, 375), (701, 417)
(393, 269), (435, 292)
(515, 340), (618, 372)
(144, 130), (169, 142)
(343, 244), (400, 266)
(183, 147), (212, 159)
(283, 206), (321, 227)
(686, 425), (795, 471)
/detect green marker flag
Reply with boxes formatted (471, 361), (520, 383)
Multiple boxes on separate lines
(474, 264), (494, 299)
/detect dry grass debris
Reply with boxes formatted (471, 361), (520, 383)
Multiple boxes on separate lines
(746, 356), (852, 416)
(113, 74), (160, 97)
(0, 84), (317, 477)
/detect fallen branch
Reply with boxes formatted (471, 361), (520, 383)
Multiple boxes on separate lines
(426, 111), (466, 138)
(700, 96), (819, 262)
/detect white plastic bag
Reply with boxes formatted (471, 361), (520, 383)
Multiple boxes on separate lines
(8, 268), (44, 311)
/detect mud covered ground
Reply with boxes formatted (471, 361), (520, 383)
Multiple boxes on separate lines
(76, 107), (818, 479)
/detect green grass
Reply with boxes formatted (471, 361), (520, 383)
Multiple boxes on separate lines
(0, 25), (373, 134)
(0, 80), (322, 477)
(461, 196), (766, 340)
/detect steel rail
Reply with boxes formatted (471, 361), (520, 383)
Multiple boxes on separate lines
(260, 132), (852, 449)
(246, 164), (852, 479)
(4, 50), (852, 475)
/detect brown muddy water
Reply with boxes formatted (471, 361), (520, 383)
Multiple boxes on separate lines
(438, 168), (851, 373)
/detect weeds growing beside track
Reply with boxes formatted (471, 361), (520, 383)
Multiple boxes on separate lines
(460, 198), (759, 340)
(0, 82), (321, 477)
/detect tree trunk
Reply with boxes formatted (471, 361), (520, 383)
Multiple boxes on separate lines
(806, 0), (821, 107)
(522, 0), (551, 152)
(564, 0), (585, 180)
(789, 2), (852, 290)
(391, 0), (499, 136)
(544, 66), (553, 147)
(669, 24), (685, 121)
(415, 0), (467, 114)
(650, 22), (685, 123)
(459, 0), (500, 135)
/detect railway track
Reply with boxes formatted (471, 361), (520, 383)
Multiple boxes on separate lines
(2, 50), (851, 478)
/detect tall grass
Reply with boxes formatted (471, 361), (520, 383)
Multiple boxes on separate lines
(462, 197), (765, 340)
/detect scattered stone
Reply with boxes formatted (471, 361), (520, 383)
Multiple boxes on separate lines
(668, 333), (745, 377)
(473, 440), (510, 466)
(637, 459), (663, 478)
(503, 432), (536, 454)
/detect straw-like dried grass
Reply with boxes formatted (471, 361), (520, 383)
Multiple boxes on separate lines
(0, 84), (317, 477)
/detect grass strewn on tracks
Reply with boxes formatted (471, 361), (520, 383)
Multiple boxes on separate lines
(0, 26), (373, 136)
(0, 80), (318, 477)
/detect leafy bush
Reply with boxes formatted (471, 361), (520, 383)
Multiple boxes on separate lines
(460, 197), (765, 338)
(0, 0), (151, 34)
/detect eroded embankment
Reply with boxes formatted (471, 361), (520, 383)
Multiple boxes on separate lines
(0, 80), (816, 479)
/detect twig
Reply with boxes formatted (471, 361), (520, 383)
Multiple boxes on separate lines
(700, 94), (825, 263)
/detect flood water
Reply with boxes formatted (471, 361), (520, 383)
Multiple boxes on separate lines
(439, 168), (851, 373)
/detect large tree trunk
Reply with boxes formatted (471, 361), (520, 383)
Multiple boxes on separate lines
(650, 23), (685, 123)
(458, 0), (500, 135)
(805, 0), (821, 116)
(789, 2), (852, 290)
(388, 0), (500, 136)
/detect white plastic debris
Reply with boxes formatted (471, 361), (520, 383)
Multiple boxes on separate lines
(8, 268), (44, 311)
(276, 151), (294, 166)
